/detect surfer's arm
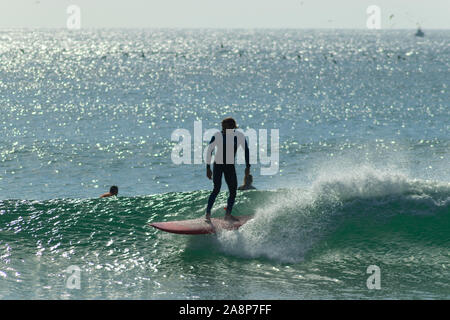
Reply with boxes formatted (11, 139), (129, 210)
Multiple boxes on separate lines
(244, 138), (250, 168)
(243, 137), (251, 178)
(236, 131), (251, 168)
(206, 135), (215, 179)
(235, 131), (251, 169)
(205, 135), (215, 169)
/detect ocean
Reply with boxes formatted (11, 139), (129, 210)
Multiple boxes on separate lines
(0, 29), (449, 299)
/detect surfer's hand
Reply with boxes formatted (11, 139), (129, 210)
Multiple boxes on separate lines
(206, 167), (212, 180)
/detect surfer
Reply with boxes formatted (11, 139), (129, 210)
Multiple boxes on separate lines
(238, 174), (256, 191)
(205, 117), (250, 222)
(100, 185), (118, 198)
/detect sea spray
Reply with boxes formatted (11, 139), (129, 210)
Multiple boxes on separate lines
(215, 167), (450, 262)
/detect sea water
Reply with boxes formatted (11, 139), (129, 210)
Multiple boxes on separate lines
(0, 29), (449, 299)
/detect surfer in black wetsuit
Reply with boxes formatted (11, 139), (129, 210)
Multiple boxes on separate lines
(205, 117), (251, 222)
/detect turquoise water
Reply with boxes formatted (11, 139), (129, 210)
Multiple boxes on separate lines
(0, 29), (449, 299)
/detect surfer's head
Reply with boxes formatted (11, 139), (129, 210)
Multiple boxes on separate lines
(222, 117), (237, 131)
(109, 185), (118, 195)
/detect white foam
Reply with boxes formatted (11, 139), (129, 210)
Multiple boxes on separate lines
(215, 164), (448, 262)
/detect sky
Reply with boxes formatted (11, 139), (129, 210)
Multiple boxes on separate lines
(0, 0), (449, 29)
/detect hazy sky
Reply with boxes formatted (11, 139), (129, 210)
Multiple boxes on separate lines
(0, 0), (449, 29)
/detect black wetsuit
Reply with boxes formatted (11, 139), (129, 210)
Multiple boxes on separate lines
(206, 130), (250, 214)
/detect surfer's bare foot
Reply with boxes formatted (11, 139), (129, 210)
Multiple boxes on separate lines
(205, 213), (211, 222)
(224, 213), (239, 222)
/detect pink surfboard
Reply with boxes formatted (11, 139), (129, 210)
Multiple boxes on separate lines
(149, 215), (253, 235)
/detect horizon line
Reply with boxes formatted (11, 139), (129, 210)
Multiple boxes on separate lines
(0, 26), (448, 31)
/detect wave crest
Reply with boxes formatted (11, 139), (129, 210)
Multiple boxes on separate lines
(216, 167), (450, 262)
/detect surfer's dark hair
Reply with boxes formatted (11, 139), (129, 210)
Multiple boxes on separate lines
(110, 186), (118, 194)
(222, 117), (237, 129)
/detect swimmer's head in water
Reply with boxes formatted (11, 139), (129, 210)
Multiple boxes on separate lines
(109, 186), (118, 195)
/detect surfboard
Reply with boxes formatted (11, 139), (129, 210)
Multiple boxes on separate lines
(149, 215), (253, 235)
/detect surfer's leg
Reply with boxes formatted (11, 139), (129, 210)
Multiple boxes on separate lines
(206, 164), (223, 215)
(223, 165), (237, 215)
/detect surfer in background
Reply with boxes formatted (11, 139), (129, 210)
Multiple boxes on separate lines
(238, 174), (256, 191)
(100, 185), (118, 198)
(205, 117), (251, 222)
